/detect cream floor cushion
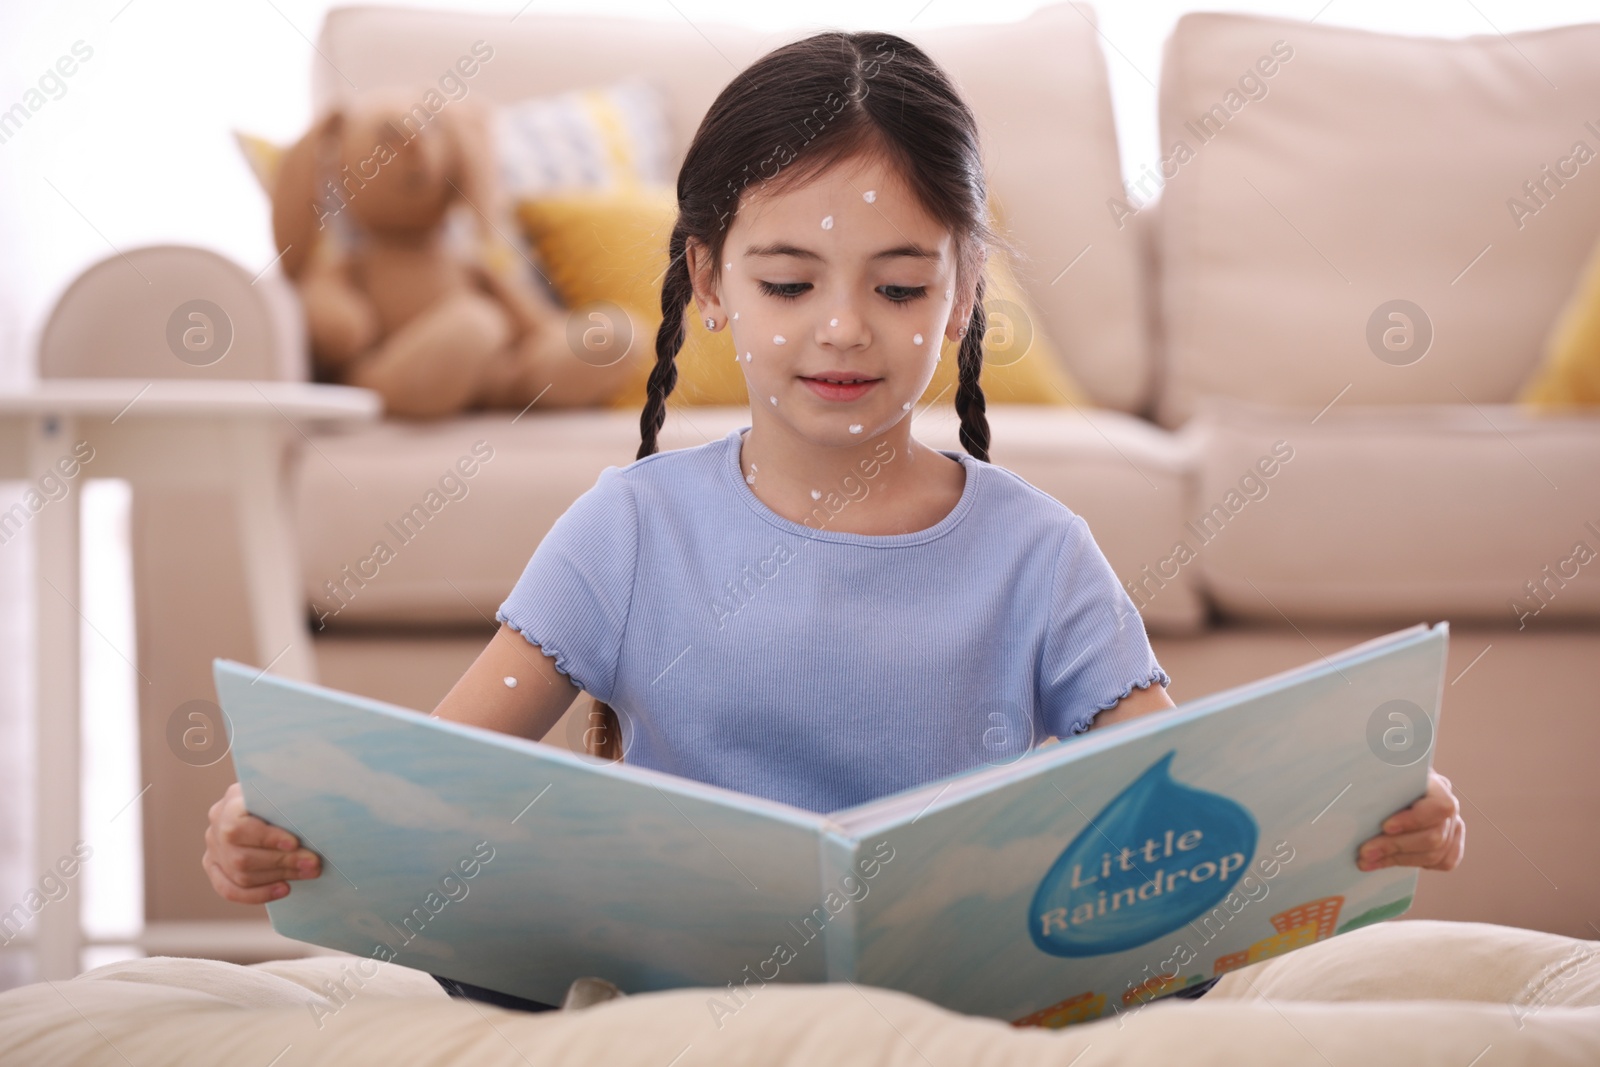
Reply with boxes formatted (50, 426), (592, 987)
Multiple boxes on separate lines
(3, 920), (1597, 1065)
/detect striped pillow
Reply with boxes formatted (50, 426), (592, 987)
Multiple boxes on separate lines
(493, 77), (671, 197)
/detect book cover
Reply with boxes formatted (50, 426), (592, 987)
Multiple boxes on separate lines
(212, 620), (1447, 1024)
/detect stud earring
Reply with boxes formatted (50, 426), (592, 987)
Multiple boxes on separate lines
(957, 324), (968, 337)
(704, 316), (718, 331)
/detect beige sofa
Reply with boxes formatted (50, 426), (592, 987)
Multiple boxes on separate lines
(36, 3), (1600, 955)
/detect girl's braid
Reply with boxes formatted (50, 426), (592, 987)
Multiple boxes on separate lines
(637, 231), (695, 461)
(590, 236), (700, 762)
(954, 272), (990, 463)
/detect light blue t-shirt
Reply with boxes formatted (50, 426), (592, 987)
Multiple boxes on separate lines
(497, 425), (1170, 814)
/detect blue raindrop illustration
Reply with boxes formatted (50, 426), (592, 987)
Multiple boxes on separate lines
(1029, 750), (1257, 956)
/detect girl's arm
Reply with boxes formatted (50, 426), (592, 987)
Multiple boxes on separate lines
(1087, 681), (1177, 730)
(430, 622), (586, 742)
(1036, 683), (1178, 749)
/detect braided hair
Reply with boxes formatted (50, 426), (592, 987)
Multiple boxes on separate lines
(587, 30), (1010, 762)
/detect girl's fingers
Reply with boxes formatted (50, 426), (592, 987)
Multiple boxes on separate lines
(204, 820), (320, 885)
(201, 855), (289, 906)
(1381, 771), (1458, 834)
(203, 782), (320, 906)
(221, 801), (299, 853)
(1359, 815), (1463, 870)
(223, 844), (321, 885)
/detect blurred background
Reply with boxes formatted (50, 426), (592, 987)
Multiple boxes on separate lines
(2, 0), (1597, 993)
(6, 0), (1598, 374)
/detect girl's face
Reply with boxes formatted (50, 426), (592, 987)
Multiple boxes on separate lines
(689, 151), (981, 446)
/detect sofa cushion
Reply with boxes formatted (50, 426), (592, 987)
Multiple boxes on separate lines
(1186, 397), (1600, 623)
(295, 405), (1202, 635)
(1152, 12), (1600, 428)
(312, 2), (1153, 412)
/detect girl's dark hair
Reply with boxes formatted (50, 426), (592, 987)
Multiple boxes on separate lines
(588, 31), (1009, 764)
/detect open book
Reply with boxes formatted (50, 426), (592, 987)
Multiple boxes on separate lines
(213, 621), (1447, 1027)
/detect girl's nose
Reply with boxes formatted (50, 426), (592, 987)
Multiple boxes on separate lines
(819, 308), (869, 346)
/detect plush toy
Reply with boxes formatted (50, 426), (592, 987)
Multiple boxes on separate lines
(270, 88), (646, 417)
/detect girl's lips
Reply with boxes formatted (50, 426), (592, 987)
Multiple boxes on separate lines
(800, 376), (880, 402)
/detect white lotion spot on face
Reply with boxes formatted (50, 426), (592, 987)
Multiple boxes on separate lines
(773, 335), (786, 345)
(821, 215), (834, 229)
(811, 489), (822, 500)
(902, 401), (912, 410)
(732, 311), (739, 320)
(725, 262), (732, 269)
(945, 288), (952, 300)
(830, 318), (839, 327)
(849, 423), (863, 434)
(863, 189), (877, 202)
(769, 395), (777, 406)
(744, 351), (752, 362)
(914, 333), (923, 345)
(503, 676), (518, 689)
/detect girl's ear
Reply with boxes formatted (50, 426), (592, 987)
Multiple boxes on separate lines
(271, 108), (344, 281)
(684, 235), (726, 320)
(945, 245), (989, 341)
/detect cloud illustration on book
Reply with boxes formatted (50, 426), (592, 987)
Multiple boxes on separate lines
(1029, 751), (1259, 956)
(244, 735), (520, 840)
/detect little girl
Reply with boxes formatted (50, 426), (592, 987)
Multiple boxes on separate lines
(203, 28), (1463, 1016)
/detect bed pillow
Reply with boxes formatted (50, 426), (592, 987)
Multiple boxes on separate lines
(514, 186), (1091, 409)
(1517, 228), (1600, 407)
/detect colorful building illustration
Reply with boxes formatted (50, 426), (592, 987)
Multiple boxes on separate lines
(1270, 895), (1344, 940)
(1012, 989), (1106, 1028)
(1018, 895), (1352, 1025)
(1213, 949), (1249, 975)
(1212, 895), (1345, 975)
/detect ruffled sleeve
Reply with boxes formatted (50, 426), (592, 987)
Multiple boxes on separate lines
(496, 465), (639, 704)
(1038, 516), (1171, 737)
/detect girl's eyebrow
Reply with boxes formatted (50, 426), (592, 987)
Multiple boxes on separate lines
(743, 241), (941, 263)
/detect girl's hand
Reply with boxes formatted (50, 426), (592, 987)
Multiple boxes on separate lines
(1356, 769), (1465, 872)
(201, 781), (322, 904)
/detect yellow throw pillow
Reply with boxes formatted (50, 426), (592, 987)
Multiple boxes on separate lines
(516, 186), (733, 407)
(515, 186), (1091, 409)
(1518, 230), (1600, 407)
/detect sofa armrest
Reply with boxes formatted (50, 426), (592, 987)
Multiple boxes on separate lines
(38, 244), (307, 382)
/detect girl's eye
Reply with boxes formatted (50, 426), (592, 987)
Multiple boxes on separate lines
(755, 281), (928, 304)
(879, 285), (926, 304)
(757, 281), (809, 301)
